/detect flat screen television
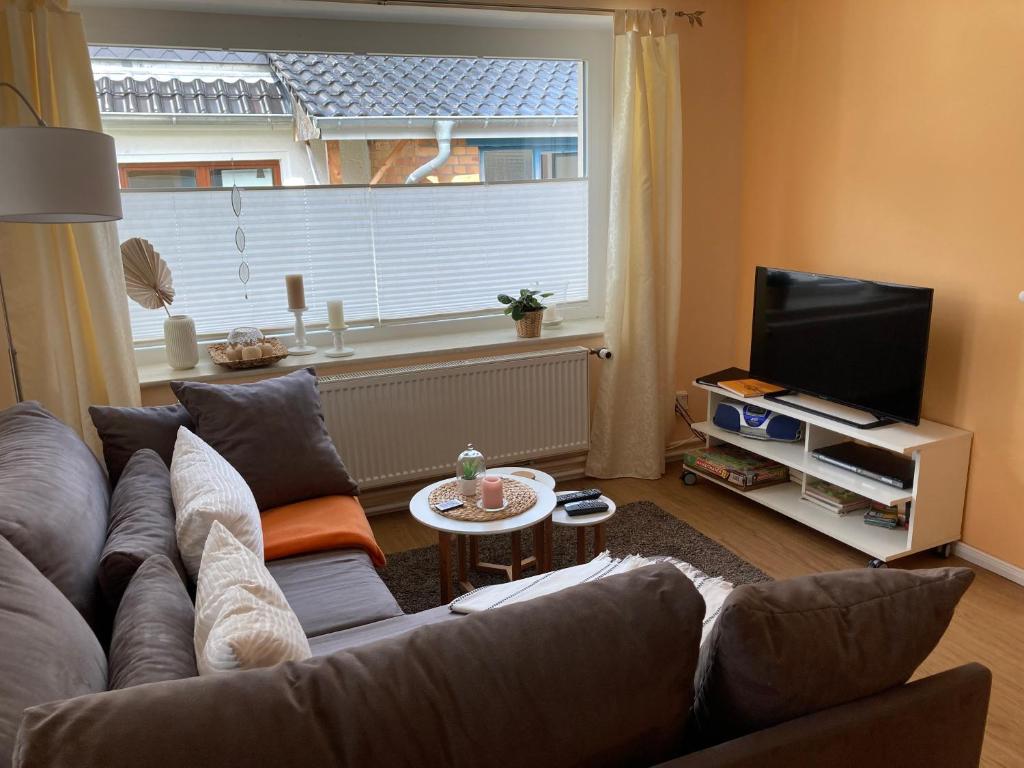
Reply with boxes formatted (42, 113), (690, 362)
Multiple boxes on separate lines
(750, 267), (934, 426)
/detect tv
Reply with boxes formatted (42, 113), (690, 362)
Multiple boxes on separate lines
(750, 267), (933, 427)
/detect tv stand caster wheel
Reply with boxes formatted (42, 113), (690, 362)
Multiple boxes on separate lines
(868, 558), (887, 569)
(681, 471), (698, 486)
(933, 543), (952, 559)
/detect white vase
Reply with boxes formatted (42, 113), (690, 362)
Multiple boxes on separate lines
(164, 315), (199, 370)
(458, 477), (479, 496)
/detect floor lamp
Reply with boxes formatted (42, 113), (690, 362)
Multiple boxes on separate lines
(0, 81), (123, 401)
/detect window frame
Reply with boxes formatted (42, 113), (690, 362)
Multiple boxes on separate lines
(119, 160), (283, 189)
(83, 3), (612, 351)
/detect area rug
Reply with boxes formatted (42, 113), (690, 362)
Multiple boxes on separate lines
(379, 500), (771, 613)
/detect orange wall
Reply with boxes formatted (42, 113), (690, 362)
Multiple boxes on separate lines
(738, 0), (1024, 567)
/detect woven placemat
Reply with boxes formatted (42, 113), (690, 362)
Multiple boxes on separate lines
(428, 478), (537, 522)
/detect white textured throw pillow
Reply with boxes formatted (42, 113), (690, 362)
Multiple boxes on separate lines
(194, 521), (311, 675)
(171, 426), (263, 580)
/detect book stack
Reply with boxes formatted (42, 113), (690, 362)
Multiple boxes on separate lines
(802, 478), (871, 515)
(682, 445), (789, 491)
(863, 501), (911, 529)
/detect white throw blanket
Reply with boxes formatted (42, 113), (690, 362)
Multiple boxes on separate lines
(449, 552), (733, 643)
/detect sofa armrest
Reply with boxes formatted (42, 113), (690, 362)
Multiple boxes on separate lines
(657, 663), (991, 768)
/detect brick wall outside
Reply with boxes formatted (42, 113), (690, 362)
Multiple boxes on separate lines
(368, 138), (480, 184)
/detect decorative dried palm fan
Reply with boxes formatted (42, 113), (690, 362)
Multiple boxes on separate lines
(121, 237), (174, 316)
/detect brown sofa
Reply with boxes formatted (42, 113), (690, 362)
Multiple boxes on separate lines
(0, 403), (991, 767)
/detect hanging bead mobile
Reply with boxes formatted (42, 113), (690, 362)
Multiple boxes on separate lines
(232, 183), (250, 299)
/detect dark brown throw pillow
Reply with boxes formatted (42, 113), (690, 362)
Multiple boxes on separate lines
(99, 449), (187, 607)
(109, 555), (198, 690)
(691, 566), (974, 746)
(170, 368), (358, 511)
(0, 535), (107, 765)
(89, 403), (194, 485)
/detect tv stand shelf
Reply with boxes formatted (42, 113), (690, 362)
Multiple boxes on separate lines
(689, 382), (972, 563)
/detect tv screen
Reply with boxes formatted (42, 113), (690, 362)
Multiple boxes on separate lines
(750, 267), (933, 425)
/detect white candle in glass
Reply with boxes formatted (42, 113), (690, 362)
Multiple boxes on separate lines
(327, 299), (345, 329)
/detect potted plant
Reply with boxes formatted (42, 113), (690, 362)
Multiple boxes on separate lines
(498, 288), (553, 339)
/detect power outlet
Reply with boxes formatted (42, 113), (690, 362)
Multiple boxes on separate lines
(675, 390), (688, 410)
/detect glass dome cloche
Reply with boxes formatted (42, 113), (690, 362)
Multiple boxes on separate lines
(456, 443), (486, 496)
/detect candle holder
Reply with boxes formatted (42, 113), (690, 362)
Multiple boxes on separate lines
(324, 325), (355, 358)
(287, 308), (317, 355)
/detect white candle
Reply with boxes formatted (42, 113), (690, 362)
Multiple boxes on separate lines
(285, 274), (306, 311)
(327, 299), (345, 330)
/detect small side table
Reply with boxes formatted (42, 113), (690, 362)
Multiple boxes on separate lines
(551, 495), (617, 564)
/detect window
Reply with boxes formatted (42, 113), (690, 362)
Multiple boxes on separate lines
(119, 162), (281, 189)
(88, 8), (610, 345)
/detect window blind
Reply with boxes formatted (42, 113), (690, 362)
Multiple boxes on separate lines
(118, 180), (588, 342)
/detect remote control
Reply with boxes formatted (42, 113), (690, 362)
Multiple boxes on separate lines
(435, 499), (465, 512)
(564, 499), (609, 517)
(555, 489), (602, 506)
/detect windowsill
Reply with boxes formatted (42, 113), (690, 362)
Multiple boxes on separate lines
(137, 317), (605, 388)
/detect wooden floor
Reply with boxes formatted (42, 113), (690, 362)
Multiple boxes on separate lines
(369, 462), (1024, 768)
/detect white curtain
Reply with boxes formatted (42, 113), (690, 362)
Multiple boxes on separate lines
(0, 0), (141, 446)
(587, 9), (682, 479)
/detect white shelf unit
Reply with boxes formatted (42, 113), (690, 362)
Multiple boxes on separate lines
(690, 382), (973, 563)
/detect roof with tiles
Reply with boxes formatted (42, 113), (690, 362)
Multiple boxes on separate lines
(268, 53), (578, 118)
(90, 47), (578, 119)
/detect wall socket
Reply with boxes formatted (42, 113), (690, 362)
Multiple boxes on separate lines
(675, 390), (689, 410)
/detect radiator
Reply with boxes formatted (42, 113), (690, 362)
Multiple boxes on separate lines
(318, 347), (590, 489)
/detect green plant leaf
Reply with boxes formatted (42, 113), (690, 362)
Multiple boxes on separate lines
(497, 294), (513, 304)
(511, 307), (524, 321)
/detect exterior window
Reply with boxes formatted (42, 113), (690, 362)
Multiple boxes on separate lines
(92, 46), (593, 342)
(124, 168), (198, 189)
(119, 162), (281, 189)
(481, 149), (536, 182)
(541, 152), (579, 179)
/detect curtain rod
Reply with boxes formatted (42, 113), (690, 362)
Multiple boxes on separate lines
(310, 0), (706, 24)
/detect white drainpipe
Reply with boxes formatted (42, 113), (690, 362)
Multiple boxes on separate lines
(405, 119), (456, 184)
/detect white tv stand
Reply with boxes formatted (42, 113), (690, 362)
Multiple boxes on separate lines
(689, 381), (972, 564)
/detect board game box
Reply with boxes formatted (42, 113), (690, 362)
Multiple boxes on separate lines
(682, 445), (789, 490)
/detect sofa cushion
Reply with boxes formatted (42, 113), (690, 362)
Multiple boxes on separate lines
(170, 368), (358, 511)
(109, 555), (197, 690)
(308, 605), (459, 656)
(267, 548), (403, 637)
(691, 566), (975, 746)
(0, 535), (107, 768)
(171, 428), (263, 581)
(0, 401), (109, 633)
(261, 495), (385, 566)
(195, 523), (311, 675)
(15, 563), (704, 768)
(89, 403), (194, 485)
(100, 449), (186, 607)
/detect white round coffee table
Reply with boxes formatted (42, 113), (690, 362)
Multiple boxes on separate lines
(551, 495), (617, 564)
(410, 474), (557, 602)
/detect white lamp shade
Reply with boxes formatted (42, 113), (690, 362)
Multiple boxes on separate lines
(0, 125), (122, 223)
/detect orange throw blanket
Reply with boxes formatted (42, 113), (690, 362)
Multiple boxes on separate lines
(261, 495), (386, 566)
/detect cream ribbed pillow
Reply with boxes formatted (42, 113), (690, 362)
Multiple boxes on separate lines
(194, 521), (311, 675)
(171, 426), (263, 580)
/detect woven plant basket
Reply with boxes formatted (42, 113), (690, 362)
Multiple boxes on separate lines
(514, 310), (544, 338)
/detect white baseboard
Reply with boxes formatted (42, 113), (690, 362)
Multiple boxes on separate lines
(953, 542), (1024, 587)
